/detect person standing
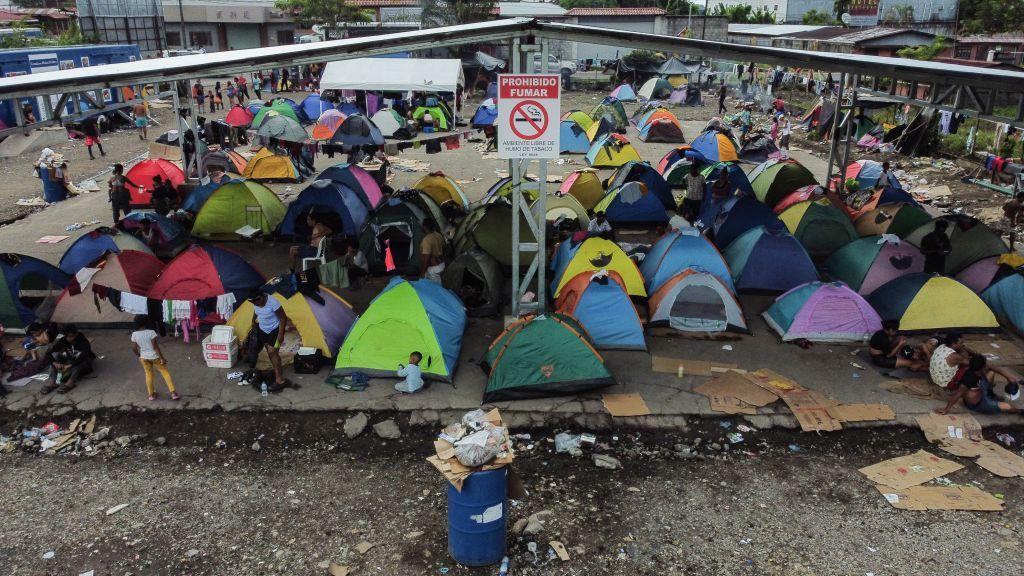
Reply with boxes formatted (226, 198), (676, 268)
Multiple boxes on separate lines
(252, 72), (263, 100)
(108, 163), (138, 224)
(132, 100), (149, 140)
(83, 117), (105, 159)
(920, 220), (952, 274)
(247, 292), (289, 387)
(192, 80), (205, 109)
(779, 113), (792, 151)
(1003, 192), (1024, 249)
(131, 315), (179, 401)
(717, 83), (727, 115)
(207, 90), (215, 113)
(682, 163), (706, 224)
(236, 75), (249, 101)
(770, 115), (780, 145)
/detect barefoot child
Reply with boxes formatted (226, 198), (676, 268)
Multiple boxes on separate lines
(395, 351), (423, 393)
(131, 315), (179, 401)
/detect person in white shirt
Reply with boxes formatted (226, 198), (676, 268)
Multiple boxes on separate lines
(682, 163), (706, 224)
(395, 351), (424, 393)
(587, 211), (613, 239)
(248, 291), (289, 386)
(131, 315), (179, 401)
(779, 113), (792, 150)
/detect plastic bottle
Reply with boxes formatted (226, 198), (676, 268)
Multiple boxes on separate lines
(498, 556), (509, 576)
(260, 382), (268, 397)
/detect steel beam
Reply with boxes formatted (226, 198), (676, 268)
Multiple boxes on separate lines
(857, 87), (1024, 129)
(824, 73), (846, 186)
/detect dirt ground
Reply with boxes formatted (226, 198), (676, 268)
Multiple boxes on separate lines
(1, 410), (1023, 576)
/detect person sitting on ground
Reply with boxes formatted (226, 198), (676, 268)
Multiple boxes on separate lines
(420, 219), (446, 282)
(773, 96), (785, 114)
(395, 351), (424, 394)
(247, 291), (288, 387)
(208, 166), (230, 185)
(289, 210), (332, 271)
(869, 320), (927, 372)
(41, 324), (95, 394)
(151, 175), (178, 216)
(341, 239), (368, 289)
(929, 333), (971, 390)
(131, 315), (179, 401)
(938, 354), (1022, 415)
(136, 217), (161, 250)
(587, 211), (614, 240)
(0, 323), (58, 390)
(920, 220), (952, 274)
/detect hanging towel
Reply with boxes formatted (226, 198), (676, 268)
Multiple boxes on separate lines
(216, 293), (237, 318)
(119, 292), (148, 315)
(171, 300), (192, 321)
(384, 239), (396, 272)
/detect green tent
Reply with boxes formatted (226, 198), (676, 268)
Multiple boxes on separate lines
(905, 215), (1010, 275)
(589, 99), (628, 130)
(441, 248), (505, 317)
(749, 160), (818, 208)
(252, 100), (301, 127)
(191, 180), (286, 238)
(482, 313), (614, 402)
(778, 200), (859, 260)
(453, 199), (537, 268)
(412, 105), (450, 130)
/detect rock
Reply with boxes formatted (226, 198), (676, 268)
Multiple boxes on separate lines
(709, 442), (722, 451)
(522, 510), (552, 536)
(372, 419), (401, 440)
(512, 518), (529, 535)
(996, 527), (1013, 537)
(185, 549), (200, 558)
(154, 437), (166, 446)
(91, 428), (110, 442)
(251, 441), (261, 452)
(344, 413), (368, 439)
(114, 436), (132, 448)
(593, 454), (621, 470)
(316, 560), (331, 570)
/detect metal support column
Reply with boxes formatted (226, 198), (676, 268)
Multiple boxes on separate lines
(838, 73), (859, 180)
(823, 72), (847, 186)
(172, 82), (189, 175)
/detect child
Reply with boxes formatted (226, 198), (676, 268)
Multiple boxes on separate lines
(395, 351), (423, 393)
(207, 90), (215, 113)
(131, 315), (179, 401)
(214, 89), (223, 111)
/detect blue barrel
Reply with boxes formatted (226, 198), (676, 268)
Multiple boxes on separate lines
(447, 468), (507, 566)
(39, 168), (67, 203)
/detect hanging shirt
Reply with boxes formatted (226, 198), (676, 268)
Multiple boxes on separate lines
(119, 292), (148, 315)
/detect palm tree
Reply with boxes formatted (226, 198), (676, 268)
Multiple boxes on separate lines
(833, 0), (851, 19)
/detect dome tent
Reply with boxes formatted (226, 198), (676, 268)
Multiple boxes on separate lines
(981, 267), (1024, 335)
(556, 270), (646, 350)
(148, 245), (264, 303)
(586, 134), (642, 168)
(738, 134), (780, 164)
(483, 175), (538, 204)
(854, 203), (932, 238)
(316, 163), (384, 209)
(593, 182), (671, 225)
(558, 170), (604, 210)
(562, 110), (593, 130)
(639, 229), (733, 294)
(868, 274), (998, 333)
(442, 248), (505, 317)
(242, 147), (300, 181)
(278, 179), (369, 240)
(481, 313), (614, 402)
(312, 109), (347, 140)
(59, 228), (153, 275)
(609, 83), (637, 102)
(657, 145), (707, 177)
(724, 226), (818, 293)
(533, 193), (590, 229)
(748, 159), (818, 208)
(604, 161), (674, 209)
(649, 267), (747, 334)
(229, 284), (357, 357)
(116, 213), (189, 258)
(637, 77), (673, 100)
(639, 116), (685, 143)
(697, 162), (756, 228)
(710, 196), (784, 249)
(772, 185), (824, 214)
(824, 236), (924, 295)
(125, 159), (185, 207)
(359, 190), (447, 275)
(470, 99), (498, 128)
(182, 178), (234, 213)
(955, 255), (1016, 294)
(560, 120), (591, 154)
(550, 237), (646, 298)
(412, 171), (470, 211)
(764, 281), (882, 342)
(330, 114), (385, 146)
(224, 105), (254, 128)
(589, 97), (629, 130)
(252, 99), (301, 126)
(778, 200), (859, 259)
(256, 113), (308, 143)
(334, 278), (466, 382)
(191, 180), (286, 238)
(690, 130), (739, 163)
(0, 253), (70, 331)
(905, 215), (1010, 275)
(585, 116), (615, 143)
(372, 108), (416, 138)
(453, 199), (537, 268)
(51, 251), (163, 326)
(299, 93), (334, 123)
(200, 150), (247, 176)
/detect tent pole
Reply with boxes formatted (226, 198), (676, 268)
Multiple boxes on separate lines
(510, 37), (522, 317)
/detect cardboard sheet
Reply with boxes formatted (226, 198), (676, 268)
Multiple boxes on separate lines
(706, 395), (757, 415)
(937, 439), (1024, 478)
(879, 378), (943, 400)
(964, 336), (1024, 366)
(789, 406), (843, 432)
(875, 485), (1004, 511)
(651, 356), (736, 377)
(601, 393), (651, 417)
(827, 403), (896, 422)
(859, 450), (964, 490)
(693, 370), (780, 407)
(915, 413), (983, 443)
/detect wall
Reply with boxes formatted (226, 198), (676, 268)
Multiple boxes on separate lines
(664, 16), (729, 42)
(567, 16), (663, 62)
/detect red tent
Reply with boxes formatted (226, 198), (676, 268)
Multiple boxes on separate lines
(126, 159), (186, 207)
(148, 245), (264, 304)
(224, 105), (254, 128)
(51, 250), (164, 325)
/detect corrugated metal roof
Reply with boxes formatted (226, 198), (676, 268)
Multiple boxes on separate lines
(498, 2), (567, 17)
(565, 7), (666, 16)
(824, 27), (933, 44)
(729, 24), (827, 36)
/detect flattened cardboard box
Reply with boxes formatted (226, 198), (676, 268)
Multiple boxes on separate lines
(693, 370), (779, 407)
(859, 450), (964, 490)
(601, 393), (651, 417)
(827, 403), (896, 422)
(875, 485), (1003, 511)
(915, 413), (983, 443)
(427, 408), (514, 491)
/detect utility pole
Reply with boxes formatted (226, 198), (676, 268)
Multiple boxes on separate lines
(178, 0), (189, 49)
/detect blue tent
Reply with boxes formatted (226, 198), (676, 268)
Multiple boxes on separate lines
(593, 182), (670, 224)
(560, 120), (591, 154)
(690, 130), (740, 163)
(299, 94), (334, 123)
(604, 161), (674, 209)
(640, 230), (733, 294)
(710, 195), (783, 248)
(116, 212), (189, 257)
(471, 101), (498, 128)
(246, 102), (263, 116)
(182, 178), (238, 213)
(724, 226), (818, 293)
(0, 253), (71, 330)
(338, 102), (363, 116)
(556, 272), (646, 350)
(878, 183), (920, 207)
(315, 163), (383, 210)
(58, 229), (153, 274)
(610, 83), (637, 102)
(278, 179), (369, 239)
(982, 268), (1024, 335)
(485, 82), (498, 100)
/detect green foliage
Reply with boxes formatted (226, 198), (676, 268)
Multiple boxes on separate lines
(711, 2), (776, 23)
(273, 0), (370, 29)
(623, 49), (662, 70)
(421, 0), (497, 27)
(802, 9), (837, 25)
(558, 0), (617, 8)
(896, 36), (947, 61)
(959, 0), (1024, 34)
(832, 0), (850, 18)
(0, 22), (94, 49)
(662, 0), (704, 16)
(880, 4), (914, 25)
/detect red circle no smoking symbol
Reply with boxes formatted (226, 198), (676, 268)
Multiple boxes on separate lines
(509, 100), (548, 140)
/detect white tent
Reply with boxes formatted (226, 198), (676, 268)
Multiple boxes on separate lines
(320, 58), (466, 93)
(370, 108), (403, 137)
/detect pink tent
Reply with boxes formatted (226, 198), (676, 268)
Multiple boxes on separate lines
(956, 256), (1001, 293)
(763, 281), (882, 342)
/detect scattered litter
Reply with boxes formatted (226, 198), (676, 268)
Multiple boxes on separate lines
(105, 503), (129, 516)
(859, 450), (963, 490)
(16, 197), (48, 207)
(226, 371), (244, 380)
(850, 362), (865, 370)
(42, 551), (54, 560)
(554, 432), (582, 455)
(549, 540), (570, 561)
(876, 485), (1003, 511)
(328, 564), (351, 576)
(36, 235), (68, 244)
(725, 432), (744, 444)
(997, 433), (1016, 447)
(719, 420), (733, 429)
(736, 424), (756, 433)
(788, 444), (801, 452)
(721, 344), (733, 351)
(592, 453), (621, 470)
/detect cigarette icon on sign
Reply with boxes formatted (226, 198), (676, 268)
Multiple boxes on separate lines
(515, 104), (544, 124)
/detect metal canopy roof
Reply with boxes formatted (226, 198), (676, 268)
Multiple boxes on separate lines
(0, 18), (1020, 99)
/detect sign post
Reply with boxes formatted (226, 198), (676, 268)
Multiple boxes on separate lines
(497, 74), (560, 159)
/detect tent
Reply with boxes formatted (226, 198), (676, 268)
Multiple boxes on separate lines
(772, 185), (824, 214)
(585, 116), (614, 143)
(558, 170), (604, 210)
(200, 150), (247, 176)
(637, 77), (672, 100)
(246, 102), (263, 116)
(224, 105), (254, 128)
(609, 83), (637, 102)
(51, 251), (163, 326)
(658, 151), (706, 187)
(360, 191), (446, 274)
(778, 200), (858, 259)
(682, 83), (702, 106)
(555, 271), (646, 350)
(636, 107), (677, 130)
(334, 278), (466, 382)
(299, 93), (334, 123)
(560, 120), (591, 154)
(649, 267), (747, 333)
(412, 104), (451, 130)
(868, 274), (999, 333)
(442, 248), (504, 317)
(252, 99), (301, 126)
(59, 228), (153, 275)
(639, 229), (733, 294)
(843, 159), (900, 191)
(312, 109), (347, 140)
(533, 193), (590, 229)
(192, 180), (286, 238)
(481, 313), (614, 402)
(589, 97), (628, 130)
(256, 113), (308, 143)
(593, 182), (670, 225)
(604, 161), (674, 209)
(453, 199), (537, 268)
(954, 254), (1024, 294)
(126, 159), (186, 206)
(316, 163), (384, 209)
(0, 253), (70, 331)
(854, 203), (932, 238)
(724, 226), (819, 293)
(824, 236), (924, 295)
(279, 179), (368, 239)
(550, 237), (646, 298)
(242, 147), (300, 181)
(690, 131), (739, 163)
(709, 196), (784, 249)
(338, 101), (363, 116)
(697, 162), (757, 227)
(657, 145), (707, 175)
(639, 117), (685, 143)
(748, 159), (818, 208)
(320, 58), (465, 93)
(482, 175), (538, 204)
(372, 108), (416, 139)
(229, 285), (357, 357)
(630, 100), (663, 126)
(562, 110), (593, 130)
(586, 134), (642, 168)
(905, 215), (1010, 275)
(471, 99), (498, 129)
(148, 245), (264, 303)
(981, 268), (1024, 335)
(412, 172), (470, 211)
(182, 178), (232, 213)
(738, 134), (780, 164)
(116, 212), (189, 258)
(764, 281), (882, 342)
(330, 114), (385, 146)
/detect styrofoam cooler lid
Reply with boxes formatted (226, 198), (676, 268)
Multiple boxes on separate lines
(211, 325), (235, 343)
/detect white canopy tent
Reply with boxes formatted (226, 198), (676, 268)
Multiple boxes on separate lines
(319, 58), (465, 94)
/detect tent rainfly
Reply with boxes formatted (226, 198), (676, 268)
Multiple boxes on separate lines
(319, 58), (465, 93)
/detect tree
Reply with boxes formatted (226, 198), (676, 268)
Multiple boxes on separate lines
(802, 9), (836, 25)
(661, 0), (704, 16)
(623, 49), (662, 71)
(559, 0), (617, 8)
(711, 3), (776, 23)
(273, 0), (370, 30)
(897, 36), (947, 60)
(421, 0), (497, 28)
(832, 0), (850, 20)
(880, 4), (914, 25)
(958, 0), (1024, 34)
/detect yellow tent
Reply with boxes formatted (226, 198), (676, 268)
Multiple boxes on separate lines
(558, 170), (604, 210)
(586, 135), (642, 168)
(242, 147), (299, 181)
(412, 172), (470, 210)
(562, 110), (594, 131)
(228, 286), (357, 356)
(532, 193), (590, 228)
(552, 237), (646, 297)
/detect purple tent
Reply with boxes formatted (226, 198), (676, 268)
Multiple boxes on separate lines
(763, 281), (882, 342)
(669, 89), (686, 105)
(955, 256), (1001, 293)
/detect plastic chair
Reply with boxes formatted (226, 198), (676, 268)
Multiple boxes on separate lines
(302, 235), (328, 271)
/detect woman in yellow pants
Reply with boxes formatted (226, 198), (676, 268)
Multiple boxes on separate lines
(130, 315), (180, 401)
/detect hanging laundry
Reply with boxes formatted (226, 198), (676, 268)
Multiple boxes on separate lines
(119, 292), (148, 315)
(938, 110), (952, 135)
(216, 293), (237, 318)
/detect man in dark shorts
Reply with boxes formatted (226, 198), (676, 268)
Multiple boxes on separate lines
(938, 355), (1022, 415)
(869, 320), (926, 371)
(248, 291), (289, 387)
